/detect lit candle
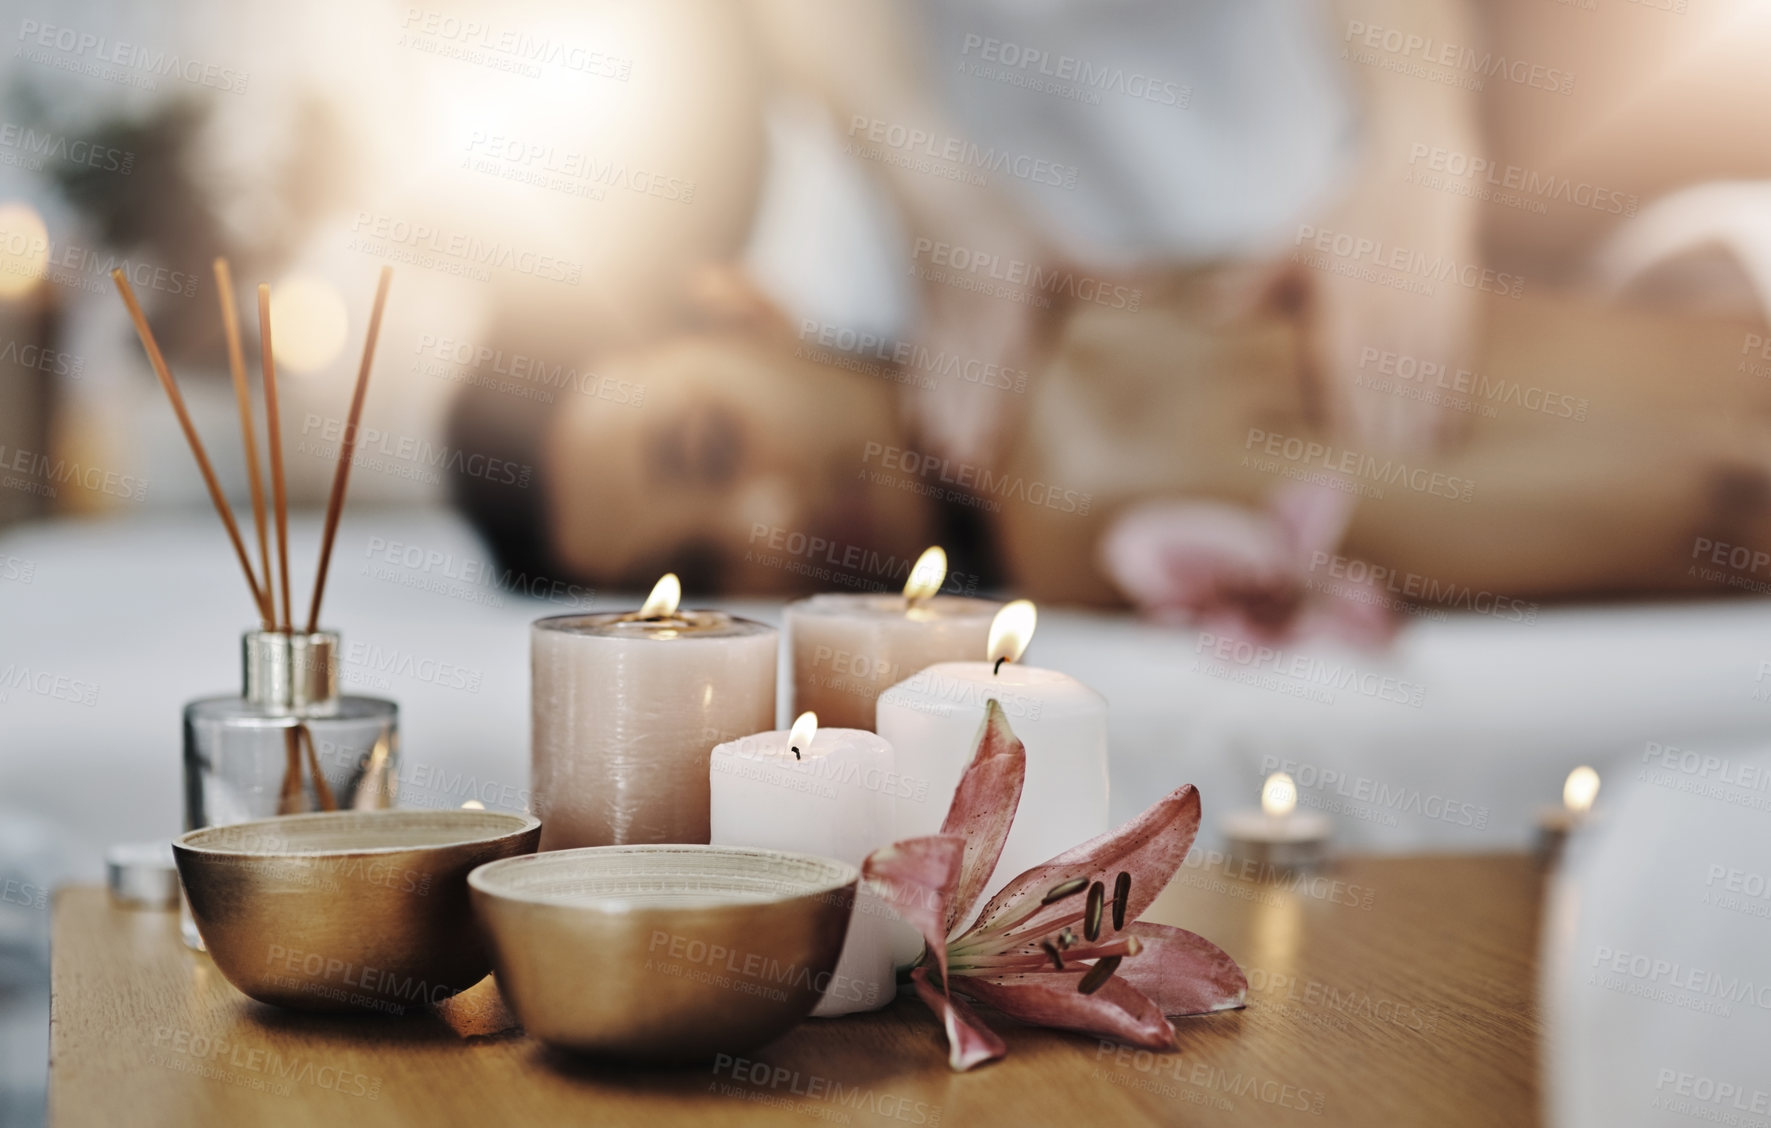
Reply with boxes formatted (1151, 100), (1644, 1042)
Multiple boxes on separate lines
(785, 547), (999, 731)
(532, 574), (777, 851)
(1535, 765), (1600, 863)
(876, 601), (1109, 904)
(1223, 772), (1332, 871)
(709, 712), (897, 1016)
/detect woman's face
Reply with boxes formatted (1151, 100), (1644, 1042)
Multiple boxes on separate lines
(543, 333), (934, 595)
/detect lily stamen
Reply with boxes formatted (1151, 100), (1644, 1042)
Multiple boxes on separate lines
(952, 936), (1142, 975)
(956, 887), (1112, 955)
(1078, 955), (1124, 995)
(1040, 940), (1065, 970)
(1041, 877), (1090, 904)
(964, 886), (1085, 945)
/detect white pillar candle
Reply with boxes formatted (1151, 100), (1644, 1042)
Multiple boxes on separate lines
(532, 575), (777, 851)
(785, 548), (998, 731)
(876, 601), (1109, 907)
(709, 714), (897, 1016)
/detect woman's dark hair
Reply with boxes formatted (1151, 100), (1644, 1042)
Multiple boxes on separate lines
(444, 379), (558, 582)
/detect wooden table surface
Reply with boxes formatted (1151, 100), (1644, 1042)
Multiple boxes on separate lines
(50, 854), (1544, 1127)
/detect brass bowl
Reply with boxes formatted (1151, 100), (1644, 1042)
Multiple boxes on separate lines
(174, 809), (540, 1014)
(470, 845), (857, 1060)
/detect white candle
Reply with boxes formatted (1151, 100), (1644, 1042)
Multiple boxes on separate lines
(876, 601), (1109, 906)
(709, 713), (897, 1016)
(785, 548), (998, 731)
(532, 574), (777, 851)
(1222, 772), (1332, 871)
(1535, 765), (1600, 863)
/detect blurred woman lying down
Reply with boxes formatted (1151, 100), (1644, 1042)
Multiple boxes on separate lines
(448, 270), (1771, 632)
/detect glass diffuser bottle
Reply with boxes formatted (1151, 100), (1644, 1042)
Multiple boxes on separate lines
(180, 628), (398, 947)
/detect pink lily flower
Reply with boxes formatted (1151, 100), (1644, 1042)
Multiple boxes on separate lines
(863, 701), (1247, 1071)
(1099, 481), (1395, 646)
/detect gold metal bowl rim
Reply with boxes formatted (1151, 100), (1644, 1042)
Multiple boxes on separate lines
(174, 809), (542, 858)
(468, 843), (859, 912)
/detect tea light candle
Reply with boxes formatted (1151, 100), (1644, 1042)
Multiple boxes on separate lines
(532, 574), (777, 851)
(709, 712), (897, 1016)
(1224, 772), (1332, 871)
(785, 547), (999, 730)
(1535, 765), (1600, 864)
(876, 601), (1109, 904)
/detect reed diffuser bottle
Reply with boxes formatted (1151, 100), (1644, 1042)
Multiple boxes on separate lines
(113, 258), (401, 949)
(180, 630), (398, 947)
(185, 629), (398, 823)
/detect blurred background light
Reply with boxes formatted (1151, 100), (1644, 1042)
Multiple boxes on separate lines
(0, 203), (49, 301)
(268, 274), (350, 375)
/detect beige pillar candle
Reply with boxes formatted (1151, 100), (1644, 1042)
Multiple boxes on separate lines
(532, 574), (777, 851)
(786, 548), (999, 731)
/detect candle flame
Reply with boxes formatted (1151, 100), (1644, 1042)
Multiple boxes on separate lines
(460, 799), (485, 810)
(1261, 772), (1298, 818)
(639, 573), (681, 618)
(903, 546), (947, 605)
(988, 600), (1037, 667)
(1563, 766), (1599, 814)
(789, 711), (818, 759)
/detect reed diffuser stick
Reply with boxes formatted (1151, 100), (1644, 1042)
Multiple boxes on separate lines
(214, 259), (274, 629)
(277, 729), (305, 815)
(257, 284), (294, 633)
(256, 282), (308, 815)
(306, 266), (392, 633)
(112, 270), (267, 617)
(299, 727), (338, 811)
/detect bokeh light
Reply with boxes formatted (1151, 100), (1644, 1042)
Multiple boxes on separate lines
(267, 274), (350, 375)
(0, 202), (50, 301)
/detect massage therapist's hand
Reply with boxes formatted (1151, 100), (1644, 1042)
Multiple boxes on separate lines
(1285, 0), (1487, 455)
(906, 268), (1044, 466)
(901, 215), (1064, 466)
(1299, 160), (1483, 453)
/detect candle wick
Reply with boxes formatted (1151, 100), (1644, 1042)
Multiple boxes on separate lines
(791, 745), (800, 760)
(993, 657), (1006, 676)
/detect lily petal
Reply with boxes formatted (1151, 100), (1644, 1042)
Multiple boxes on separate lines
(1099, 487), (1394, 646)
(966, 785), (1202, 944)
(1270, 481), (1357, 560)
(911, 966), (1008, 1071)
(1099, 499), (1295, 615)
(953, 970), (1176, 1051)
(862, 835), (964, 980)
(940, 699), (1027, 933)
(1115, 923), (1249, 1015)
